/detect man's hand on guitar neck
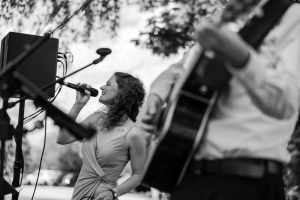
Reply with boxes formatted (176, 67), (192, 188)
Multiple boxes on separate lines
(140, 55), (187, 135)
(140, 93), (163, 134)
(193, 17), (250, 69)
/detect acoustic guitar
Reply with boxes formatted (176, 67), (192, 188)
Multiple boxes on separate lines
(141, 0), (292, 194)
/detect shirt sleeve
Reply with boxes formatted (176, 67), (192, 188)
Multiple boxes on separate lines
(226, 5), (300, 119)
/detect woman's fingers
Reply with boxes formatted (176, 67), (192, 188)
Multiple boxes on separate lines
(85, 90), (91, 96)
(77, 83), (92, 94)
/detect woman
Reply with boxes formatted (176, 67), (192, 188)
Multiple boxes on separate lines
(56, 72), (147, 200)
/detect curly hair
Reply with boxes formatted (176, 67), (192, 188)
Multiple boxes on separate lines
(102, 72), (146, 129)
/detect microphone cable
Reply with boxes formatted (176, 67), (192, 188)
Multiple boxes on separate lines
(30, 112), (47, 200)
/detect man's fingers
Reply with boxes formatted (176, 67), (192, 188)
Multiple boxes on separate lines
(140, 94), (164, 134)
(147, 102), (158, 115)
(142, 113), (155, 123)
(141, 111), (157, 134)
(140, 122), (156, 134)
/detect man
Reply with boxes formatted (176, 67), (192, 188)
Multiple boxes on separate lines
(140, 1), (300, 200)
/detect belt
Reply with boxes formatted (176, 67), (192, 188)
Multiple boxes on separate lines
(189, 158), (283, 179)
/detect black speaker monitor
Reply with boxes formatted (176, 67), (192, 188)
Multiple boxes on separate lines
(0, 32), (59, 98)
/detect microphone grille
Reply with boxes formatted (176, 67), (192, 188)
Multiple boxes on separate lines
(96, 48), (112, 56)
(90, 88), (99, 97)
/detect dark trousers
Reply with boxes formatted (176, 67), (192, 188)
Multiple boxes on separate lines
(170, 171), (286, 200)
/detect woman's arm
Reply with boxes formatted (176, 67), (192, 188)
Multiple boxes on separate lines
(113, 126), (147, 197)
(56, 83), (92, 144)
(56, 104), (96, 144)
(56, 103), (84, 144)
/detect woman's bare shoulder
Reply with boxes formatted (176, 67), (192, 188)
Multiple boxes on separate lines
(126, 125), (147, 142)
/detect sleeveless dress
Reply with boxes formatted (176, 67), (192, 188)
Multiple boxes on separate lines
(71, 122), (135, 200)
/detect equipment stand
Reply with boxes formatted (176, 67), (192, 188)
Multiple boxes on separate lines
(0, 140), (5, 200)
(0, 97), (18, 200)
(12, 99), (25, 188)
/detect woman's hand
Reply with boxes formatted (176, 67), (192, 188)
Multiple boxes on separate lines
(74, 83), (91, 106)
(193, 18), (250, 68)
(94, 190), (114, 200)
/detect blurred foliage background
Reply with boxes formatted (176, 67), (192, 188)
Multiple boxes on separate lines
(1, 0), (299, 199)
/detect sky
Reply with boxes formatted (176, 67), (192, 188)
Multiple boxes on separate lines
(1, 1), (183, 144)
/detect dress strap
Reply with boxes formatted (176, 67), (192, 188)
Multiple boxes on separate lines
(124, 124), (139, 136)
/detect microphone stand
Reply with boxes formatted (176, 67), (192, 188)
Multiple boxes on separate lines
(8, 54), (108, 108)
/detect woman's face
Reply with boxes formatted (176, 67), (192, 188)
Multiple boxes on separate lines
(99, 75), (120, 105)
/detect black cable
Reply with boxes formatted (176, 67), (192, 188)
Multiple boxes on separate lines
(23, 84), (62, 124)
(64, 52), (73, 76)
(23, 109), (44, 124)
(23, 82), (63, 123)
(31, 113), (47, 200)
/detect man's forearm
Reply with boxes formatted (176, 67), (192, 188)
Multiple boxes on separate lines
(228, 48), (300, 119)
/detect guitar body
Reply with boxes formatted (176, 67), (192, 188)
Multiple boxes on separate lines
(141, 47), (231, 193)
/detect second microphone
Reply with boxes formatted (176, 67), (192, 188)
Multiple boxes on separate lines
(62, 82), (99, 97)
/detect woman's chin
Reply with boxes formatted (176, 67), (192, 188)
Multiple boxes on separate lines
(98, 98), (107, 105)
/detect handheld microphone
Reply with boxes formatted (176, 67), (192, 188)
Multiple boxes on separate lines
(62, 82), (99, 97)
